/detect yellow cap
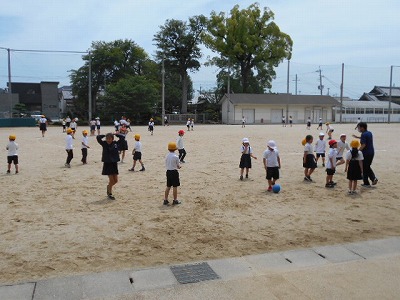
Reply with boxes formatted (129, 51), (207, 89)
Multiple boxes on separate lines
(82, 130), (88, 134)
(350, 139), (360, 148)
(168, 142), (177, 151)
(9, 134), (16, 140)
(301, 138), (307, 146)
(134, 134), (141, 140)
(67, 128), (73, 134)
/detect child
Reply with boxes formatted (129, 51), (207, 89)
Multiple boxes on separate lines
(325, 139), (338, 188)
(6, 134), (19, 174)
(62, 119), (66, 132)
(164, 142), (181, 205)
(129, 134), (145, 172)
(81, 130), (90, 164)
(39, 115), (47, 137)
(354, 117), (361, 130)
(90, 118), (96, 136)
(239, 138), (257, 180)
(95, 117), (101, 135)
(70, 118), (77, 139)
(306, 117), (311, 130)
(114, 119), (120, 132)
(97, 133), (120, 200)
(242, 116), (246, 128)
(177, 130), (186, 163)
(148, 118), (154, 135)
(116, 126), (128, 163)
(263, 140), (281, 191)
(336, 134), (350, 167)
(317, 118), (323, 130)
(281, 116), (286, 127)
(186, 118), (191, 131)
(303, 135), (317, 181)
(65, 128), (74, 168)
(315, 132), (326, 167)
(289, 115), (293, 127)
(190, 118), (194, 131)
(325, 122), (334, 140)
(345, 140), (364, 194)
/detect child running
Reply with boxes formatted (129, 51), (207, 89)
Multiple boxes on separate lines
(325, 139), (338, 188)
(6, 134), (19, 174)
(81, 130), (90, 164)
(345, 140), (364, 195)
(263, 140), (281, 191)
(97, 133), (120, 200)
(239, 138), (257, 180)
(129, 134), (145, 172)
(65, 128), (74, 168)
(177, 130), (186, 163)
(315, 132), (326, 167)
(186, 118), (191, 131)
(317, 118), (323, 130)
(326, 122), (334, 140)
(164, 142), (181, 205)
(303, 135), (317, 181)
(336, 134), (350, 167)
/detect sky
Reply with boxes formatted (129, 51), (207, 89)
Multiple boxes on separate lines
(0, 0), (399, 99)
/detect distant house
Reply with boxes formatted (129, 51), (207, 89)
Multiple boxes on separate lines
(360, 86), (400, 105)
(220, 93), (338, 124)
(59, 86), (76, 117)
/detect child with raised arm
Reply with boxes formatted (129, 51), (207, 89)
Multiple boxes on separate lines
(97, 133), (120, 200)
(263, 140), (281, 191)
(164, 142), (181, 206)
(6, 134), (19, 174)
(345, 140), (364, 195)
(239, 138), (257, 180)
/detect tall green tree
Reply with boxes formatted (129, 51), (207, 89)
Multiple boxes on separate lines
(203, 3), (293, 93)
(70, 39), (156, 118)
(154, 15), (206, 113)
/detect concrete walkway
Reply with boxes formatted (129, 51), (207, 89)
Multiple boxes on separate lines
(1, 237), (399, 300)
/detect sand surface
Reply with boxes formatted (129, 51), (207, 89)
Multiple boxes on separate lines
(0, 123), (399, 284)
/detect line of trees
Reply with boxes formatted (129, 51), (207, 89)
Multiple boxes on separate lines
(69, 2), (293, 122)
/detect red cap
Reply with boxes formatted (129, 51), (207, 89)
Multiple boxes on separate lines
(178, 130), (185, 135)
(328, 139), (337, 146)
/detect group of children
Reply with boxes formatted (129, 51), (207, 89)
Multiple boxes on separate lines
(302, 131), (364, 194)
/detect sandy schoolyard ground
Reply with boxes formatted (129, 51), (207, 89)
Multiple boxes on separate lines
(0, 122), (399, 284)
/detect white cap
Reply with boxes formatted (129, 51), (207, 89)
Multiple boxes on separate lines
(319, 132), (325, 136)
(242, 138), (250, 144)
(340, 133), (346, 137)
(267, 140), (276, 148)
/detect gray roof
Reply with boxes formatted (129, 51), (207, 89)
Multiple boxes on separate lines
(221, 93), (338, 105)
(371, 86), (400, 97)
(341, 100), (400, 109)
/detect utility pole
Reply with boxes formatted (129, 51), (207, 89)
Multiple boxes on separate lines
(388, 65), (393, 124)
(88, 52), (92, 121)
(317, 67), (323, 95)
(340, 63), (344, 123)
(7, 48), (12, 117)
(292, 74), (299, 95)
(161, 56), (165, 126)
(286, 60), (290, 121)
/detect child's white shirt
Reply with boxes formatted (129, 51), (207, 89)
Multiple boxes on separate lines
(315, 139), (326, 153)
(304, 143), (313, 154)
(337, 140), (350, 157)
(326, 148), (338, 169)
(134, 141), (142, 152)
(165, 152), (180, 170)
(345, 150), (364, 161)
(263, 148), (279, 167)
(7, 141), (18, 156)
(81, 136), (89, 149)
(240, 145), (253, 154)
(186, 120), (191, 126)
(70, 121), (77, 129)
(66, 135), (73, 150)
(176, 136), (184, 149)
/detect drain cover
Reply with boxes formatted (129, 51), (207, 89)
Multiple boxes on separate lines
(170, 262), (220, 284)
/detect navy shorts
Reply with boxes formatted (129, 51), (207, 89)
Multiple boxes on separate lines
(326, 168), (336, 175)
(166, 170), (180, 187)
(7, 155), (18, 164)
(133, 151), (142, 161)
(266, 167), (279, 180)
(316, 153), (325, 158)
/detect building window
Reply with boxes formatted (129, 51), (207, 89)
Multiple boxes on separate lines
(356, 108), (364, 114)
(375, 108), (383, 114)
(366, 108), (374, 114)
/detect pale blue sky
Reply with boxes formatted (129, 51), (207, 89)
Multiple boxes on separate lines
(0, 0), (399, 99)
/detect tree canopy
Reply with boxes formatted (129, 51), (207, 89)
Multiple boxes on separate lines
(203, 3), (293, 93)
(154, 15), (206, 113)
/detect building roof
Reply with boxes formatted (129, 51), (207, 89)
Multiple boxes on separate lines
(221, 93), (338, 105)
(370, 86), (400, 97)
(341, 100), (400, 109)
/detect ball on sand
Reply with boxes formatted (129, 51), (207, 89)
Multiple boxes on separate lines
(272, 184), (281, 193)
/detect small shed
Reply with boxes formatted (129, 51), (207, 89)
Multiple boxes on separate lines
(220, 93), (338, 124)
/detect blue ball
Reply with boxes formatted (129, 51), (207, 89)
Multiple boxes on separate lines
(272, 184), (281, 193)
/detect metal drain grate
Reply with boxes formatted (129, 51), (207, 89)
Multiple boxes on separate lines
(170, 262), (220, 284)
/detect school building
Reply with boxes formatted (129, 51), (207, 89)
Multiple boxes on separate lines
(220, 93), (338, 124)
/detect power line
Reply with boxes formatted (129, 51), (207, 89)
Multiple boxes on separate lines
(0, 46), (87, 54)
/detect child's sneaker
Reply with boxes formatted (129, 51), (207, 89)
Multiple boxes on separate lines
(172, 200), (181, 205)
(6, 170), (10, 174)
(15, 171), (18, 174)
(348, 190), (353, 195)
(240, 175), (243, 180)
(128, 168), (134, 171)
(245, 174), (248, 178)
(325, 183), (334, 188)
(163, 200), (169, 205)
(322, 163), (325, 167)
(329, 181), (337, 186)
(267, 186), (272, 192)
(108, 194), (115, 200)
(139, 167), (145, 171)
(372, 178), (378, 185)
